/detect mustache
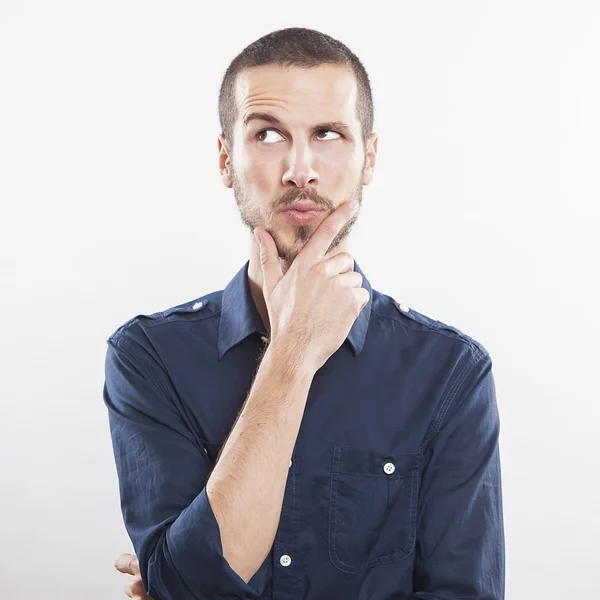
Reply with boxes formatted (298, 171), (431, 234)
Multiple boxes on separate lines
(278, 188), (331, 209)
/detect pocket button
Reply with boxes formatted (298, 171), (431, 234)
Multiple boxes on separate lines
(383, 462), (395, 474)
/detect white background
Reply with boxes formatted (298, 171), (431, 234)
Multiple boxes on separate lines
(2, 1), (599, 598)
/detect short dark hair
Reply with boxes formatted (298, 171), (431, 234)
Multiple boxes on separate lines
(218, 27), (374, 155)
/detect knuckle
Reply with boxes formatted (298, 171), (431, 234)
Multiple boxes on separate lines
(314, 262), (328, 277)
(115, 560), (127, 573)
(356, 288), (368, 303)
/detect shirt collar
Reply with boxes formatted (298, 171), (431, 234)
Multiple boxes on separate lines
(218, 258), (373, 360)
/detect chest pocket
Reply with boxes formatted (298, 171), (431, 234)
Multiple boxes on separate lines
(328, 446), (420, 574)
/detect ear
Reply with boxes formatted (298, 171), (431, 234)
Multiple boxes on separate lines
(218, 133), (233, 188)
(361, 132), (378, 186)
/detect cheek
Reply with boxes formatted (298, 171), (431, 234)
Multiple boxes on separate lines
(238, 158), (279, 203)
(320, 145), (362, 175)
(326, 158), (362, 192)
(248, 162), (276, 191)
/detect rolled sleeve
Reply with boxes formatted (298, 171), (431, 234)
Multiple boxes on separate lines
(412, 352), (505, 600)
(103, 332), (269, 600)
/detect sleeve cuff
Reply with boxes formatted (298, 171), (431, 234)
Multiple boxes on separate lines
(165, 486), (271, 600)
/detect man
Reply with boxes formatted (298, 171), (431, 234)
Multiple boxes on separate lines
(105, 27), (505, 600)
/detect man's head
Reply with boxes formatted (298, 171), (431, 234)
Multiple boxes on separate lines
(217, 27), (378, 266)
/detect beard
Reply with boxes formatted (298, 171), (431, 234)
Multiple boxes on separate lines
(230, 158), (366, 265)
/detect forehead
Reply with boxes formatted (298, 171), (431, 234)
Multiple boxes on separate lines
(234, 64), (360, 128)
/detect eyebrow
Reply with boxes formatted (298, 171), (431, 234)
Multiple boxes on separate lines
(243, 112), (353, 136)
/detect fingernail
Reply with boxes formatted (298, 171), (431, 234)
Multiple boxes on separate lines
(349, 200), (359, 210)
(254, 229), (262, 246)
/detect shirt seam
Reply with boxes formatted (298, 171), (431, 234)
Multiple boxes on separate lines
(371, 307), (486, 357)
(109, 308), (220, 341)
(138, 309), (221, 329)
(418, 349), (490, 459)
(109, 335), (174, 402)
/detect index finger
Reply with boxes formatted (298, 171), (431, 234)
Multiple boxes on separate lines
(298, 200), (359, 262)
(114, 553), (139, 575)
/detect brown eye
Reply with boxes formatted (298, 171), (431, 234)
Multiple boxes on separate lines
(316, 130), (341, 140)
(256, 129), (284, 144)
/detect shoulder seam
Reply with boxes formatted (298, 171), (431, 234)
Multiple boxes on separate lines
(107, 301), (221, 342)
(107, 335), (173, 405)
(108, 316), (141, 344)
(371, 306), (487, 357)
(141, 308), (221, 330)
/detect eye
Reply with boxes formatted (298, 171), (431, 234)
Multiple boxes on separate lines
(315, 129), (341, 141)
(255, 128), (342, 143)
(256, 129), (284, 144)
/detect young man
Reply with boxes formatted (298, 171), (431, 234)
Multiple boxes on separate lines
(105, 27), (505, 600)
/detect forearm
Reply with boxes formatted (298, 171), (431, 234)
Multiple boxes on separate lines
(205, 341), (315, 584)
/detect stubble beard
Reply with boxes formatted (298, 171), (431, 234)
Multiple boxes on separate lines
(230, 161), (365, 268)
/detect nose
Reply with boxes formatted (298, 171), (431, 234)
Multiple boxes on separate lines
(282, 144), (320, 188)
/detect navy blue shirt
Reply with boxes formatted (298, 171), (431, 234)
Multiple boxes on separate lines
(103, 259), (505, 600)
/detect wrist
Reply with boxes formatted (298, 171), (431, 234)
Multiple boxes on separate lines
(263, 339), (317, 383)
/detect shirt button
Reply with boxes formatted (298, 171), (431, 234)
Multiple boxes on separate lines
(398, 303), (410, 313)
(192, 301), (204, 310)
(289, 459), (292, 468)
(280, 554), (292, 567)
(383, 462), (395, 474)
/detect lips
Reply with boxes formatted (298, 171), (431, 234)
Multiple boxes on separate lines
(281, 207), (324, 225)
(282, 201), (323, 212)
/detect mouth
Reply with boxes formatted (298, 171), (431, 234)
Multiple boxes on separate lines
(282, 200), (323, 212)
(281, 203), (324, 225)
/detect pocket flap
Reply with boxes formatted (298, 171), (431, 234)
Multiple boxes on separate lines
(334, 447), (418, 476)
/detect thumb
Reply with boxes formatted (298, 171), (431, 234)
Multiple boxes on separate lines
(114, 553), (140, 575)
(254, 227), (283, 297)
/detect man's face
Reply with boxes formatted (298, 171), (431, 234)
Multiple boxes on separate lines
(219, 63), (377, 265)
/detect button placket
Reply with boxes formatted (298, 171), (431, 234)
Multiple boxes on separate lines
(279, 554), (292, 567)
(272, 451), (298, 594)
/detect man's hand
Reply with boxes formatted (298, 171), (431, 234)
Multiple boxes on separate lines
(254, 199), (367, 373)
(114, 553), (152, 600)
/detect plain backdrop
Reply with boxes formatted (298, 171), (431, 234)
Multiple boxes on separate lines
(2, 1), (599, 598)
